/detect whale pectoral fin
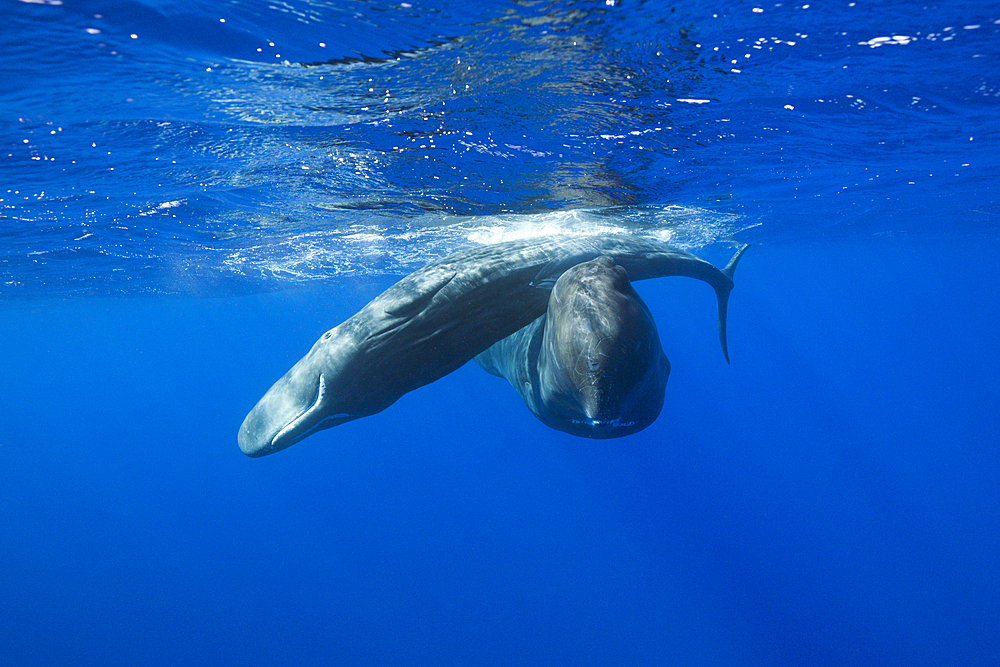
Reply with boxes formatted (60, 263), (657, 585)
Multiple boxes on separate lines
(384, 270), (457, 317)
(716, 243), (750, 364)
(531, 276), (559, 290)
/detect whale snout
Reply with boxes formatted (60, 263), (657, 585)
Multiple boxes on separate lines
(238, 404), (280, 457)
(238, 372), (318, 457)
(539, 350), (670, 438)
(239, 349), (342, 457)
(239, 347), (368, 456)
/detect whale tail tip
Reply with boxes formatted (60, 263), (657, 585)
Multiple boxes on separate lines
(717, 243), (750, 364)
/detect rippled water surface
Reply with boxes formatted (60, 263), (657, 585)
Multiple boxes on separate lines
(4, 0), (998, 294)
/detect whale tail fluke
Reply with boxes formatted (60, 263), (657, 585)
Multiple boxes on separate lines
(717, 243), (750, 364)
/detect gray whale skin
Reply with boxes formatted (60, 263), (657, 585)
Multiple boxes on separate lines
(474, 256), (670, 438)
(239, 235), (748, 457)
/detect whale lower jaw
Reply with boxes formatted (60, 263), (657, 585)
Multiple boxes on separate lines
(270, 413), (357, 453)
(239, 373), (358, 457)
(267, 374), (328, 451)
(264, 375), (358, 454)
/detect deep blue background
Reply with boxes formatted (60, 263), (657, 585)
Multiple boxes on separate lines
(3, 239), (998, 665)
(2, 0), (999, 664)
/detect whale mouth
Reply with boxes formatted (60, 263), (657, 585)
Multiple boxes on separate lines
(269, 374), (328, 450)
(267, 374), (357, 453)
(239, 373), (356, 457)
(270, 412), (355, 452)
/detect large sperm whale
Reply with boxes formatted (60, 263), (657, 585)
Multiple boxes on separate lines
(238, 235), (748, 457)
(474, 256), (671, 438)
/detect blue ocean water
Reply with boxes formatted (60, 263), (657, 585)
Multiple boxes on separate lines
(2, 0), (999, 664)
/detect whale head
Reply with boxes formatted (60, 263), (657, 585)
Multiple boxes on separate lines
(238, 326), (381, 457)
(535, 256), (670, 438)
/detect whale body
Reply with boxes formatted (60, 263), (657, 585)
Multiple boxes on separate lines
(238, 235), (747, 457)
